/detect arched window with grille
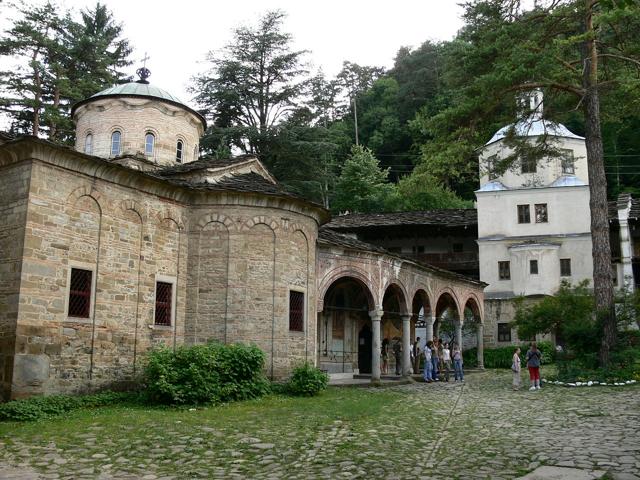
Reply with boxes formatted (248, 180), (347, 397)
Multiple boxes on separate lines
(145, 132), (155, 156)
(110, 130), (121, 156)
(84, 133), (93, 154)
(176, 140), (183, 163)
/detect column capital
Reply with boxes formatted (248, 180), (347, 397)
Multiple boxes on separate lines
(369, 309), (384, 321)
(400, 314), (412, 321)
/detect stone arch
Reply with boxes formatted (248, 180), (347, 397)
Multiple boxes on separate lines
(463, 293), (483, 324)
(120, 199), (146, 223)
(382, 282), (409, 316)
(411, 288), (432, 319)
(67, 186), (103, 213)
(317, 266), (377, 312)
(434, 287), (463, 320)
(241, 215), (279, 232)
(155, 208), (185, 231)
(196, 212), (234, 231)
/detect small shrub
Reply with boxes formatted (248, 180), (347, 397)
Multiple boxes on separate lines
(0, 391), (135, 422)
(286, 362), (328, 397)
(143, 342), (269, 405)
(463, 341), (555, 369)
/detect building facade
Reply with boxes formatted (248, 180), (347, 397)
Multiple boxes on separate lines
(0, 76), (485, 401)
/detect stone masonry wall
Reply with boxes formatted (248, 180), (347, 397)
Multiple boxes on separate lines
(0, 162), (31, 401)
(11, 160), (187, 398)
(74, 97), (203, 166)
(186, 207), (318, 379)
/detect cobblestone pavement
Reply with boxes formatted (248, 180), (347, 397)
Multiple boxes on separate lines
(1, 370), (639, 479)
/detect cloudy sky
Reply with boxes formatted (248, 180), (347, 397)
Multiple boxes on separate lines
(2, 0), (464, 103)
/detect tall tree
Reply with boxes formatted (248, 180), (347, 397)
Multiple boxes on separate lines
(192, 10), (309, 155)
(332, 145), (394, 214)
(0, 1), (132, 141)
(0, 2), (63, 137)
(442, 0), (640, 365)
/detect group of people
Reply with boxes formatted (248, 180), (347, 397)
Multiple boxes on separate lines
(418, 337), (464, 383)
(381, 336), (543, 392)
(511, 342), (542, 391)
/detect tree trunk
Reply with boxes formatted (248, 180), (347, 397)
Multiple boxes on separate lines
(31, 50), (41, 137)
(583, 0), (617, 366)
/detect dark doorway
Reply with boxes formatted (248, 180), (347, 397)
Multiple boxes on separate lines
(358, 324), (372, 374)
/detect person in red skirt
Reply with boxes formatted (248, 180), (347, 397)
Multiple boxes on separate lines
(525, 342), (542, 391)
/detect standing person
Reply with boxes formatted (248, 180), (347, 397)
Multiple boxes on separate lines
(393, 338), (402, 375)
(526, 342), (542, 390)
(441, 342), (451, 382)
(431, 337), (440, 381)
(512, 347), (522, 391)
(452, 343), (464, 382)
(423, 341), (433, 382)
(437, 339), (445, 377)
(381, 338), (390, 375)
(412, 337), (421, 374)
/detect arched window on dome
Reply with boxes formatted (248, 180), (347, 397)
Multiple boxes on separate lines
(145, 132), (155, 156)
(110, 130), (121, 156)
(176, 140), (183, 163)
(84, 133), (93, 155)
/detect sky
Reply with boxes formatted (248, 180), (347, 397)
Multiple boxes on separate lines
(0, 0), (464, 124)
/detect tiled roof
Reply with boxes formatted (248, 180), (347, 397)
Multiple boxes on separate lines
(609, 196), (640, 221)
(318, 228), (485, 287)
(157, 155), (255, 176)
(178, 172), (291, 197)
(326, 209), (478, 230)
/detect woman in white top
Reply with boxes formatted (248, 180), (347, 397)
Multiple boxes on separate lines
(512, 347), (522, 391)
(442, 343), (451, 382)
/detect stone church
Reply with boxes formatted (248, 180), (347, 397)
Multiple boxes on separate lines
(0, 73), (486, 401)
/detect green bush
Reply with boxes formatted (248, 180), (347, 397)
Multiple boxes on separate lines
(463, 341), (555, 369)
(0, 391), (136, 422)
(286, 362), (328, 397)
(143, 342), (270, 405)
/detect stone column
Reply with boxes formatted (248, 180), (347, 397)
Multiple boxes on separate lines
(476, 323), (484, 369)
(620, 218), (635, 290)
(425, 315), (435, 342)
(370, 310), (383, 382)
(454, 320), (463, 353)
(401, 314), (412, 376)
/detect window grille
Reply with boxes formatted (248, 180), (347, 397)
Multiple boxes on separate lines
(69, 268), (92, 318)
(535, 203), (548, 223)
(530, 259), (538, 274)
(517, 204), (530, 224)
(498, 261), (511, 280)
(498, 323), (511, 342)
(560, 258), (572, 277)
(155, 282), (173, 326)
(289, 291), (304, 332)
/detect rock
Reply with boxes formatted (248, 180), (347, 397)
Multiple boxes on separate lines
(252, 443), (275, 450)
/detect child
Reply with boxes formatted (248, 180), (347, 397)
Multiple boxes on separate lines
(512, 347), (521, 391)
(525, 342), (542, 390)
(452, 343), (464, 382)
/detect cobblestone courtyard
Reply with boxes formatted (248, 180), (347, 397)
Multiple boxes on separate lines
(0, 370), (639, 479)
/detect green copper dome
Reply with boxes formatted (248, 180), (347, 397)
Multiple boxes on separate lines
(90, 82), (185, 104)
(72, 78), (207, 129)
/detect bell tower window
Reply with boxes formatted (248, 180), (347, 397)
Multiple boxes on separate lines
(110, 130), (121, 156)
(84, 133), (93, 154)
(176, 140), (183, 163)
(145, 132), (155, 156)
